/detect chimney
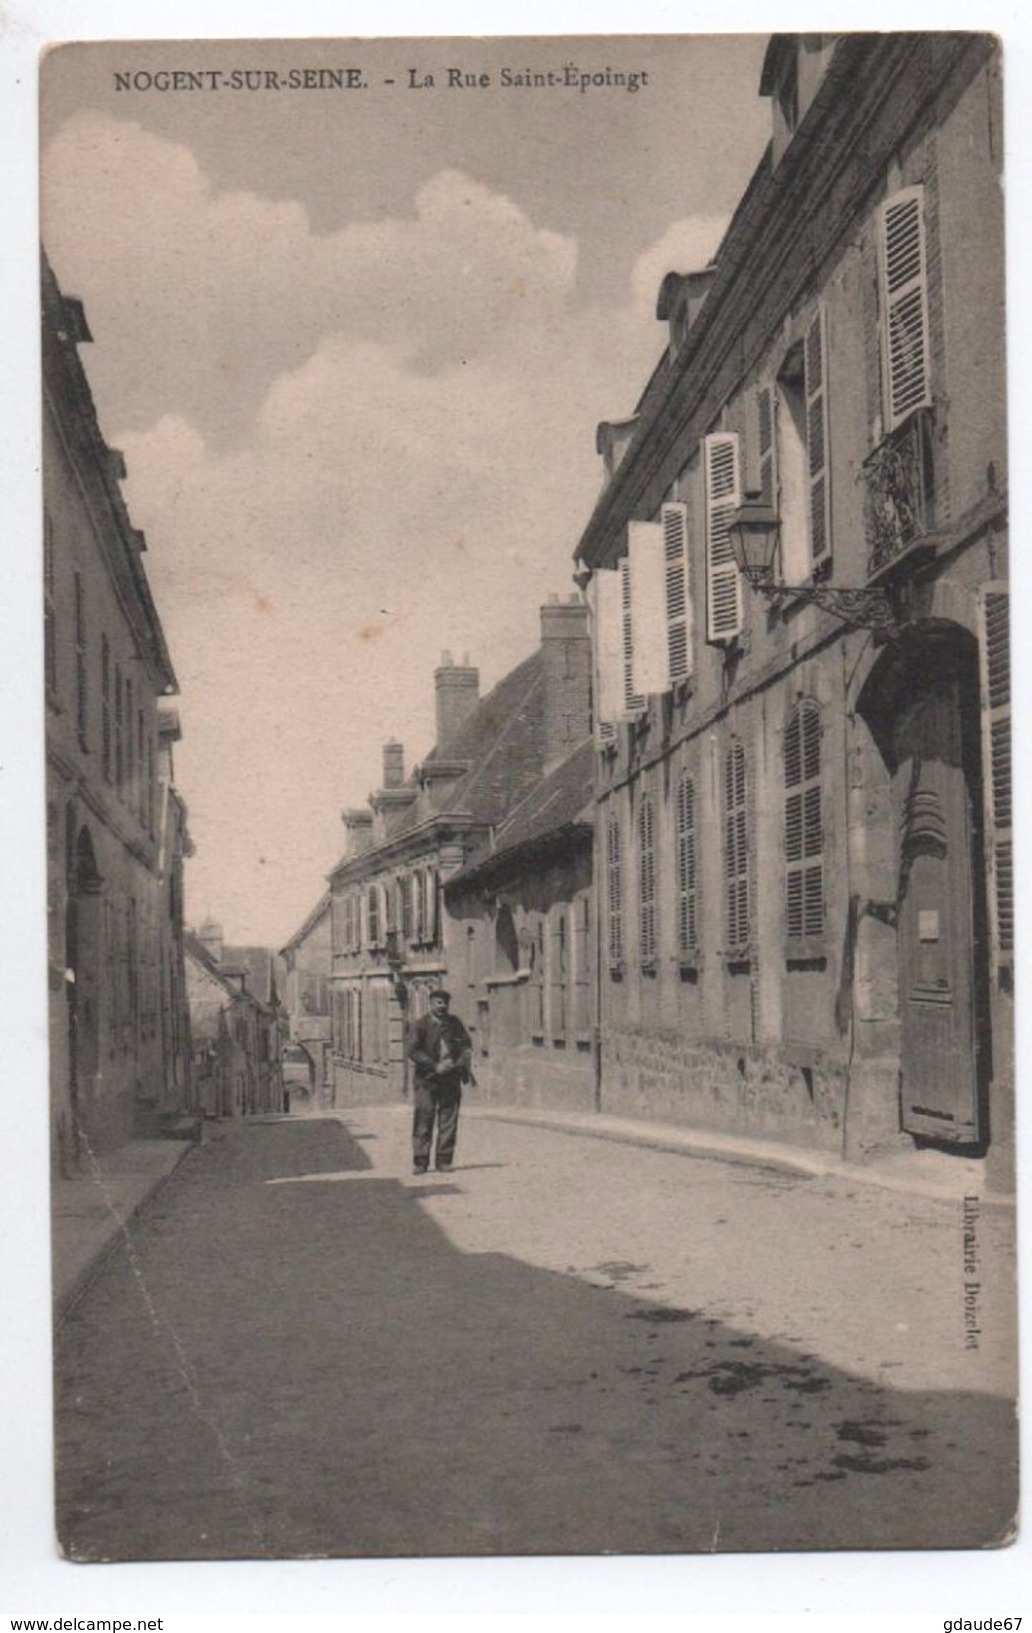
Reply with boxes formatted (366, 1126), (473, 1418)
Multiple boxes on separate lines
(198, 917), (223, 966)
(434, 650), (480, 751)
(341, 808), (374, 858)
(540, 594), (591, 770)
(382, 738), (405, 789)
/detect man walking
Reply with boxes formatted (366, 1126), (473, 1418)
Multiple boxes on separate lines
(406, 989), (472, 1175)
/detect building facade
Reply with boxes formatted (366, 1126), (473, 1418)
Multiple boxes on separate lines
(43, 252), (193, 1172)
(328, 599), (592, 1104)
(445, 736), (596, 1113)
(576, 36), (1011, 1186)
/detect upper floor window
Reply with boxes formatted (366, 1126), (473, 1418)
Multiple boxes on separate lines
(101, 636), (112, 781)
(784, 699), (824, 949)
(754, 302), (830, 586)
(704, 433), (743, 644)
(606, 813), (624, 972)
(366, 884), (381, 948)
(724, 741), (750, 955)
(74, 573), (88, 751)
(638, 794), (657, 969)
(878, 186), (932, 432)
(676, 771), (698, 961)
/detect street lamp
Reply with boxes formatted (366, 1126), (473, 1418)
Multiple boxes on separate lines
(727, 493), (898, 633)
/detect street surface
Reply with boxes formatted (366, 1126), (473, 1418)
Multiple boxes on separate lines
(55, 1110), (1017, 1559)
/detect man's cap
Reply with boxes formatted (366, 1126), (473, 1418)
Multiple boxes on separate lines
(428, 988), (451, 1002)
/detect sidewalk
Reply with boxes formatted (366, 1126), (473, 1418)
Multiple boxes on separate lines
(465, 1103), (1014, 1209)
(52, 1135), (195, 1322)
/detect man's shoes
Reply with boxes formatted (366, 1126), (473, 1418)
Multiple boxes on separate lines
(412, 1164), (429, 1175)
(435, 1162), (454, 1173)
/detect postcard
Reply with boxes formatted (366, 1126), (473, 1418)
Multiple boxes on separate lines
(39, 31), (1017, 1565)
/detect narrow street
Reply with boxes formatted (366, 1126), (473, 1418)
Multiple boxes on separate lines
(55, 1112), (1017, 1561)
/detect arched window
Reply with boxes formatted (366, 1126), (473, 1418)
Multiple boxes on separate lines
(784, 698), (823, 944)
(638, 795), (657, 967)
(724, 741), (750, 953)
(606, 813), (623, 971)
(676, 772), (698, 959)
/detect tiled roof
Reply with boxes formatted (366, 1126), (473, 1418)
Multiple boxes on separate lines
(445, 737), (595, 888)
(221, 945), (284, 1007)
(382, 649), (546, 844)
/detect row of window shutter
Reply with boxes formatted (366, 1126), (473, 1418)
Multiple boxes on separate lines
(595, 189), (934, 738)
(606, 708), (826, 967)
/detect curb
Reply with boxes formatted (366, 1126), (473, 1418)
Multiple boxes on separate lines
(54, 1141), (194, 1327)
(465, 1105), (1016, 1210)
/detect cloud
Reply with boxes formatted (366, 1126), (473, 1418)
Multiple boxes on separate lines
(45, 112), (685, 943)
(630, 215), (730, 312)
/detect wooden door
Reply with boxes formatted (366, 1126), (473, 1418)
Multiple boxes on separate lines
(894, 668), (981, 1142)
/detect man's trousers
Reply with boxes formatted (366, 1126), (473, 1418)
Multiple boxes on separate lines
(411, 1076), (462, 1171)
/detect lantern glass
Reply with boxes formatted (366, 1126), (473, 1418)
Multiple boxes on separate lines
(728, 498), (780, 585)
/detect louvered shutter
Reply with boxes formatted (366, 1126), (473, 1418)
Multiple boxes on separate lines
(705, 433), (742, 643)
(662, 502), (692, 683)
(593, 567), (622, 741)
(620, 556), (645, 714)
(784, 700), (824, 944)
(804, 307), (831, 569)
(755, 384), (778, 509)
(879, 187), (932, 431)
(606, 814), (623, 968)
(550, 910), (567, 1041)
(724, 742), (749, 952)
(676, 772), (698, 957)
(629, 521), (670, 695)
(639, 796), (657, 966)
(978, 585), (1012, 961)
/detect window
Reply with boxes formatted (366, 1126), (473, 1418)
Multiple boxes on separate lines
(638, 794), (657, 968)
(550, 909), (567, 1044)
(366, 884), (381, 948)
(676, 772), (699, 960)
(804, 307), (831, 568)
(758, 302), (830, 587)
(114, 664), (124, 790)
(531, 915), (545, 1037)
(724, 742), (750, 954)
(125, 678), (134, 806)
(44, 513), (58, 701)
(979, 585), (1012, 963)
(878, 186), (932, 432)
(784, 699), (824, 948)
(573, 897), (591, 1037)
(704, 433), (742, 643)
(74, 574), (88, 750)
(663, 502), (692, 684)
(101, 636), (112, 780)
(620, 557), (645, 714)
(400, 874), (414, 940)
(606, 813), (624, 970)
(137, 710), (147, 823)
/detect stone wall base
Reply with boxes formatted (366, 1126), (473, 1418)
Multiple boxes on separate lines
(472, 1045), (595, 1116)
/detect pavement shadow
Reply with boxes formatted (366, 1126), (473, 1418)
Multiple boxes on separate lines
(54, 1119), (1018, 1562)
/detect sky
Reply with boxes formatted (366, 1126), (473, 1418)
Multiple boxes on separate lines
(42, 35), (773, 947)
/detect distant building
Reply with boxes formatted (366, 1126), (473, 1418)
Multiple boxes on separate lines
(43, 251), (192, 1172)
(576, 36), (1011, 1185)
(328, 598), (591, 1104)
(445, 734), (596, 1113)
(184, 921), (284, 1117)
(279, 893), (333, 1104)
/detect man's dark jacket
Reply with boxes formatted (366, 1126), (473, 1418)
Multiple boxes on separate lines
(407, 1013), (473, 1085)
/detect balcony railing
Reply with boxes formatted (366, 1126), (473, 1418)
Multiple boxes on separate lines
(863, 407), (936, 578)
